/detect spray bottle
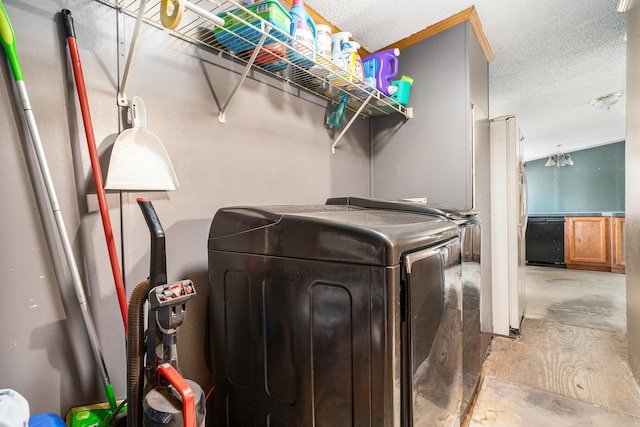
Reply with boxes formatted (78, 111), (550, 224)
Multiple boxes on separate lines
(352, 42), (365, 81)
(331, 32), (351, 71)
(329, 31), (351, 85)
(362, 48), (400, 96)
(289, 0), (317, 68)
(341, 40), (358, 77)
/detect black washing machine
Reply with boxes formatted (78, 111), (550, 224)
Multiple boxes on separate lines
(326, 197), (484, 422)
(208, 204), (462, 426)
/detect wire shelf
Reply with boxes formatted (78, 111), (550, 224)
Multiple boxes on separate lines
(98, 0), (411, 118)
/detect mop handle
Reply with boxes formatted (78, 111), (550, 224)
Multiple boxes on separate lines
(0, 1), (116, 411)
(0, 0), (22, 80)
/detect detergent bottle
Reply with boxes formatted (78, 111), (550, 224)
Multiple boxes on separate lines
(362, 48), (400, 96)
(309, 24), (332, 77)
(363, 58), (377, 89)
(316, 24), (332, 61)
(289, 0), (317, 68)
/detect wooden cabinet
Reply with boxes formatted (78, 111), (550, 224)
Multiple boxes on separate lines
(611, 217), (626, 274)
(564, 217), (611, 271)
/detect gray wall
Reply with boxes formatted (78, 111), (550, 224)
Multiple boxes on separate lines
(0, 0), (370, 414)
(371, 23), (469, 207)
(626, 0), (640, 382)
(370, 22), (494, 346)
(526, 142), (625, 213)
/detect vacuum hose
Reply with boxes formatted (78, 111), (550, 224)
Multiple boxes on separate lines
(128, 279), (150, 427)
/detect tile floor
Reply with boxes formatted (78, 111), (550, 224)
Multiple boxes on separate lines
(468, 266), (640, 426)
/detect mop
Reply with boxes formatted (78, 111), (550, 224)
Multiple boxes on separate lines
(0, 1), (116, 411)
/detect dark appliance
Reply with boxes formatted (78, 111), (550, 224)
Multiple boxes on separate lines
(327, 197), (483, 421)
(208, 204), (462, 426)
(525, 216), (565, 266)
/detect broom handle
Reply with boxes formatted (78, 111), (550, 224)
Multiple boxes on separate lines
(62, 9), (129, 338)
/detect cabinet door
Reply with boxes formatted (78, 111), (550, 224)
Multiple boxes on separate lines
(564, 217), (611, 271)
(612, 218), (626, 273)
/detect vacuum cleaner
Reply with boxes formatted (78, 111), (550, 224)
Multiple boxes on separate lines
(113, 198), (206, 427)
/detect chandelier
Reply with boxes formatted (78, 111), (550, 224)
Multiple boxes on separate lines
(590, 91), (623, 110)
(545, 145), (574, 168)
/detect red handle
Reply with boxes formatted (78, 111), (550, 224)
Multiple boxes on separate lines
(63, 9), (128, 337)
(157, 363), (196, 427)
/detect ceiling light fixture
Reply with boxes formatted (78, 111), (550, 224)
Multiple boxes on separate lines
(545, 145), (574, 168)
(617, 0), (630, 12)
(590, 91), (623, 110)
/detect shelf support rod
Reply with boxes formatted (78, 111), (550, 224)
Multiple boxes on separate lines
(218, 31), (269, 123)
(117, 0), (147, 107)
(182, 1), (225, 27)
(117, 0), (224, 107)
(331, 92), (374, 154)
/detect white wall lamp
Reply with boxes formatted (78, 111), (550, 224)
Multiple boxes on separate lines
(545, 145), (574, 168)
(591, 91), (623, 110)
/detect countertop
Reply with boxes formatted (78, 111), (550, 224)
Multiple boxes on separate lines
(528, 212), (625, 218)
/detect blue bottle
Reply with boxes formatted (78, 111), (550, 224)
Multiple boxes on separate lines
(289, 0), (316, 69)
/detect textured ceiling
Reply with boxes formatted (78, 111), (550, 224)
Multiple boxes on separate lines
(307, 0), (627, 160)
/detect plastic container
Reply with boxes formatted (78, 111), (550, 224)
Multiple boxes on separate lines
(0, 389), (29, 427)
(363, 57), (377, 89)
(341, 40), (357, 76)
(329, 31), (351, 85)
(214, 1), (291, 53)
(362, 48), (400, 96)
(288, 0), (317, 69)
(343, 41), (365, 93)
(350, 42), (364, 80)
(330, 32), (350, 69)
(241, 43), (288, 72)
(29, 414), (66, 427)
(391, 75), (413, 106)
(308, 23), (332, 77)
(316, 24), (332, 60)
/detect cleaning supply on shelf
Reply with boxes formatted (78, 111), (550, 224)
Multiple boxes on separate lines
(354, 44), (364, 81)
(391, 75), (414, 106)
(309, 23), (332, 77)
(341, 40), (359, 77)
(343, 40), (366, 93)
(362, 48), (400, 96)
(331, 31), (350, 68)
(289, 0), (317, 69)
(363, 57), (377, 89)
(329, 31), (351, 86)
(327, 94), (349, 128)
(316, 24), (332, 60)
(214, 1), (291, 53)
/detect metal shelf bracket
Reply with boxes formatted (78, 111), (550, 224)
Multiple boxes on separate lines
(218, 30), (268, 123)
(331, 92), (374, 154)
(117, 0), (147, 107)
(117, 0), (225, 107)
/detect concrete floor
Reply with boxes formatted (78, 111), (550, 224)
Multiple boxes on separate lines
(469, 266), (640, 426)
